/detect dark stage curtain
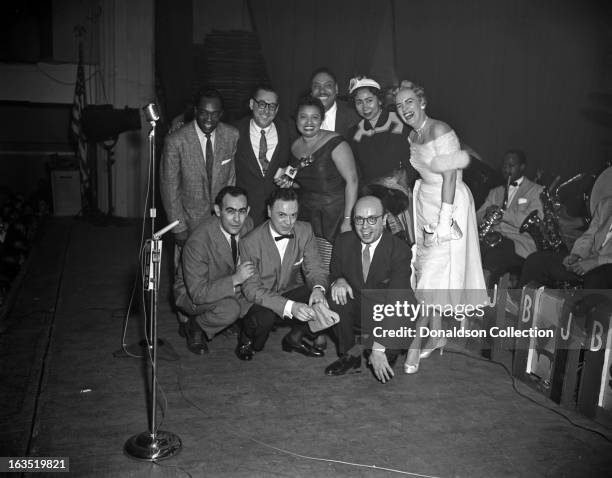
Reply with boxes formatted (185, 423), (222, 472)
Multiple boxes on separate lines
(248, 0), (387, 121)
(392, 0), (610, 181)
(248, 0), (611, 185)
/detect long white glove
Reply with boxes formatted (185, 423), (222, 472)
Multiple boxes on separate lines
(436, 202), (454, 241)
(424, 202), (461, 247)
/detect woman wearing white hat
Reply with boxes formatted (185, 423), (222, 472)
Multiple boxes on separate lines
(347, 76), (418, 243)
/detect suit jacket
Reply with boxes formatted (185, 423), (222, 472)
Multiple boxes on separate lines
(174, 215), (254, 317)
(239, 220), (329, 317)
(330, 230), (414, 296)
(234, 117), (294, 225)
(334, 100), (360, 139)
(476, 177), (544, 258)
(160, 121), (239, 235)
(571, 196), (612, 265)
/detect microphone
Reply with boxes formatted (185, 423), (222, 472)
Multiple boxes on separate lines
(153, 220), (179, 240)
(143, 103), (160, 122)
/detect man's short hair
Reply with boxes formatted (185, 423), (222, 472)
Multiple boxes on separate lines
(504, 149), (527, 165)
(194, 88), (224, 109)
(215, 185), (249, 207)
(251, 84), (278, 99)
(310, 67), (337, 85)
(267, 188), (299, 209)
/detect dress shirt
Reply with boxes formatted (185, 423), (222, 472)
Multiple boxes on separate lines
(249, 120), (278, 172)
(321, 102), (338, 132)
(195, 122), (215, 164)
(219, 225), (239, 258)
(507, 176), (524, 206)
(361, 234), (383, 257)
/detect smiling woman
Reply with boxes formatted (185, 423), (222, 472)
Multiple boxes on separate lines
(394, 80), (488, 374)
(278, 94), (359, 245)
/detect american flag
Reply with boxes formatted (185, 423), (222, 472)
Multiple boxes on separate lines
(70, 43), (89, 201)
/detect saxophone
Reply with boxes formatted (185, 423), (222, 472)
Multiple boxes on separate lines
(519, 177), (567, 253)
(478, 206), (504, 247)
(478, 177), (510, 248)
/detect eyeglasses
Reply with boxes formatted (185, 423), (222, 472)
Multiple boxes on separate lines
(353, 214), (383, 225)
(252, 98), (278, 112)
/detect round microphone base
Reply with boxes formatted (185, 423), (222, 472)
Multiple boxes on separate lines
(124, 430), (182, 461)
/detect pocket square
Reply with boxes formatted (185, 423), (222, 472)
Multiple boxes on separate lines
(221, 158), (232, 165)
(293, 258), (304, 266)
(518, 198), (527, 205)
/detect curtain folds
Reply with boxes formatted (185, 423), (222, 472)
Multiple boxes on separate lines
(248, 0), (388, 120)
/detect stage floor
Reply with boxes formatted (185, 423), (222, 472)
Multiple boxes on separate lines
(1, 218), (611, 477)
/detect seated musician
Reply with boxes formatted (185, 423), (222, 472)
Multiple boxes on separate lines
(520, 196), (612, 288)
(476, 150), (544, 287)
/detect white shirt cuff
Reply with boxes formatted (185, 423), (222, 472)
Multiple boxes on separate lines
(313, 284), (326, 294)
(372, 341), (386, 353)
(283, 299), (295, 319)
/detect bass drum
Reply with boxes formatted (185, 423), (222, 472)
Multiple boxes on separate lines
(589, 166), (612, 216)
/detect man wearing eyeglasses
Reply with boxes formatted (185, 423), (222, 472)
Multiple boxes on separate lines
(173, 186), (255, 354)
(234, 85), (294, 225)
(325, 195), (414, 383)
(161, 88), (239, 340)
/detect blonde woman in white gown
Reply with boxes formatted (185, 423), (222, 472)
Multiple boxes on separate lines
(395, 81), (487, 373)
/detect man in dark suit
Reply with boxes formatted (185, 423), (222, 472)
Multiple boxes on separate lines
(476, 150), (544, 287)
(174, 186), (255, 354)
(324, 195), (414, 382)
(311, 67), (359, 138)
(160, 88), (239, 333)
(235, 85), (293, 225)
(237, 188), (329, 360)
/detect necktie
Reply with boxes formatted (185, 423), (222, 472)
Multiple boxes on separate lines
(362, 244), (371, 282)
(205, 132), (214, 194)
(274, 234), (294, 242)
(259, 129), (269, 174)
(230, 234), (238, 265)
(502, 181), (519, 209)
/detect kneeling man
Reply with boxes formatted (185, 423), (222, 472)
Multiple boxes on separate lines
(174, 186), (255, 354)
(326, 195), (414, 382)
(237, 188), (329, 360)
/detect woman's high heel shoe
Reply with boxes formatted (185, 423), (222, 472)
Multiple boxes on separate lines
(419, 338), (447, 360)
(403, 350), (420, 374)
(404, 362), (419, 374)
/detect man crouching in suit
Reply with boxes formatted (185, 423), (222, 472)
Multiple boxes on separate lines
(325, 195), (414, 383)
(237, 188), (329, 361)
(174, 186), (255, 354)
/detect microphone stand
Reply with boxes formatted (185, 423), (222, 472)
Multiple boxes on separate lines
(124, 105), (182, 461)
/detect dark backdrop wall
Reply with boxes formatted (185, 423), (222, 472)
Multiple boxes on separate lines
(157, 0), (611, 183)
(392, 0), (611, 181)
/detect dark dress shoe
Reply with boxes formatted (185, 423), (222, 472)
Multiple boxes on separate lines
(236, 341), (254, 361)
(325, 354), (362, 376)
(281, 335), (324, 357)
(186, 319), (208, 355)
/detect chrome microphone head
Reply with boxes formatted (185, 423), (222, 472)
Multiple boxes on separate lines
(143, 103), (160, 122)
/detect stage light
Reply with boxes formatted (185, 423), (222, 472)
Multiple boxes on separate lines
(82, 105), (141, 142)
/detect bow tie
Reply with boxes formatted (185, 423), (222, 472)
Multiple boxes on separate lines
(274, 234), (294, 242)
(508, 181), (518, 187)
